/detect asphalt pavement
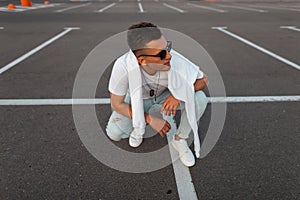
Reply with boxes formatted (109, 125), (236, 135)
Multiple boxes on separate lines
(0, 0), (299, 199)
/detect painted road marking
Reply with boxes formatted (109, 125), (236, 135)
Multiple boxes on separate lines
(212, 27), (300, 71)
(278, 7), (300, 12)
(0, 27), (80, 75)
(208, 96), (300, 103)
(137, 0), (145, 13)
(163, 3), (185, 13)
(284, 5), (300, 9)
(97, 3), (116, 12)
(55, 3), (91, 13)
(0, 7), (23, 12)
(15, 3), (61, 10)
(216, 4), (267, 12)
(0, 27), (4, 29)
(1, 95), (299, 200)
(187, 3), (227, 13)
(246, 4), (300, 12)
(280, 26), (300, 32)
(1, 96), (300, 105)
(0, 3), (60, 12)
(164, 114), (198, 200)
(0, 99), (109, 105)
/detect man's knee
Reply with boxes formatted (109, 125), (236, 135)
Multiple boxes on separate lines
(106, 125), (128, 141)
(106, 118), (131, 141)
(106, 111), (133, 141)
(195, 91), (208, 110)
(195, 91), (207, 103)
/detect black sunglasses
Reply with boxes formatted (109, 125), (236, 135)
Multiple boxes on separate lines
(137, 41), (172, 60)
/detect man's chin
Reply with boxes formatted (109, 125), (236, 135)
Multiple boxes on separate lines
(163, 65), (171, 71)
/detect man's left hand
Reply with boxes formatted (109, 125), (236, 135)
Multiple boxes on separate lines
(161, 94), (180, 116)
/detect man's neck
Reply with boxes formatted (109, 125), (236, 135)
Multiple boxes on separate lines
(140, 65), (157, 76)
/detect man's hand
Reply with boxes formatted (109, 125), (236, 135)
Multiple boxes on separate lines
(161, 94), (180, 116)
(147, 115), (171, 137)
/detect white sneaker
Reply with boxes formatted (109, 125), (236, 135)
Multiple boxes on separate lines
(129, 128), (144, 148)
(171, 137), (195, 167)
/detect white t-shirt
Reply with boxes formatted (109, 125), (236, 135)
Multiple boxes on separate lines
(109, 63), (203, 99)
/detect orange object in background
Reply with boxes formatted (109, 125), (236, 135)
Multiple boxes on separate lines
(44, 1), (49, 5)
(7, 4), (16, 9)
(20, 0), (32, 7)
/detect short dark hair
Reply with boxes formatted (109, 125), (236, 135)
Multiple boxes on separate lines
(127, 22), (162, 51)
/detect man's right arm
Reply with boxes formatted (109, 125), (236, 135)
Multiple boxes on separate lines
(110, 93), (132, 118)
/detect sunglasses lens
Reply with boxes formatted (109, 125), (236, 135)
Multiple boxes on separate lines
(159, 50), (167, 60)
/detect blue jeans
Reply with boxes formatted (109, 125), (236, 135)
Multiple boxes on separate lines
(106, 89), (208, 141)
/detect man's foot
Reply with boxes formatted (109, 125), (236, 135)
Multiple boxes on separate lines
(171, 137), (195, 167)
(129, 132), (143, 148)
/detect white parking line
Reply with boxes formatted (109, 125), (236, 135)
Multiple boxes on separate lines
(0, 3), (60, 12)
(212, 27), (300, 71)
(280, 26), (300, 32)
(163, 3), (185, 13)
(280, 7), (300, 12)
(0, 27), (80, 75)
(15, 5), (38, 10)
(1, 96), (300, 105)
(187, 3), (226, 13)
(97, 3), (116, 12)
(284, 5), (300, 9)
(208, 96), (300, 103)
(216, 4), (267, 13)
(2, 96), (298, 200)
(0, 27), (4, 29)
(246, 4), (300, 12)
(164, 114), (198, 200)
(0, 7), (25, 12)
(169, 156), (198, 200)
(138, 3), (144, 12)
(1, 96), (299, 200)
(0, 98), (109, 105)
(137, 0), (145, 13)
(55, 3), (91, 13)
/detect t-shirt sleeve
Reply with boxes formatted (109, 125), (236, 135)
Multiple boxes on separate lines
(108, 59), (129, 96)
(196, 66), (204, 79)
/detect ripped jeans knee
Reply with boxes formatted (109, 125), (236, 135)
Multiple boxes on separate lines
(106, 111), (133, 141)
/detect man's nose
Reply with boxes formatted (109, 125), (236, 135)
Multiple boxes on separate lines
(166, 51), (172, 60)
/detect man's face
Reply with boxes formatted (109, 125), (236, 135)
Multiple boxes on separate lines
(137, 36), (172, 72)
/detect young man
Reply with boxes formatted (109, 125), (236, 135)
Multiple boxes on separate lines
(106, 22), (208, 167)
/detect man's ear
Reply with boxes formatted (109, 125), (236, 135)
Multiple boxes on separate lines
(137, 57), (146, 66)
